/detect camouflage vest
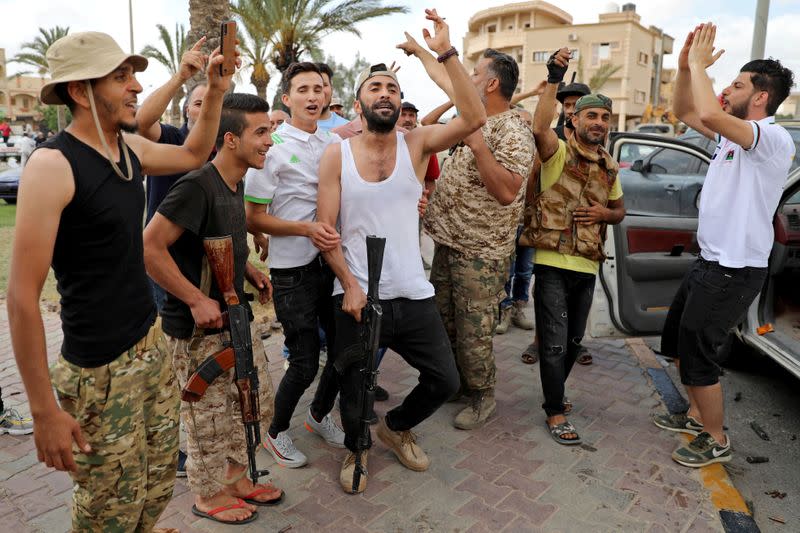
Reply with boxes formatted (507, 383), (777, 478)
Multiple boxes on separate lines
(520, 135), (618, 261)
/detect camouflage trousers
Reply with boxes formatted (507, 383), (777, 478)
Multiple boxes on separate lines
(51, 322), (180, 533)
(167, 325), (274, 498)
(430, 243), (509, 392)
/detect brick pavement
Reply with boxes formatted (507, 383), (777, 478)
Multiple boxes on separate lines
(0, 302), (725, 532)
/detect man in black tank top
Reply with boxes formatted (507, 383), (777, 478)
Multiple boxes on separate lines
(6, 31), (237, 531)
(317, 10), (486, 494)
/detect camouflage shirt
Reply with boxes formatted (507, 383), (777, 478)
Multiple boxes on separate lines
(424, 109), (535, 260)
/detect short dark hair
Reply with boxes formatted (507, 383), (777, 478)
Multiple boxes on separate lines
(281, 62), (322, 95)
(482, 49), (519, 101)
(316, 62), (334, 82)
(183, 81), (208, 123)
(740, 59), (795, 116)
(216, 93), (270, 150)
(55, 80), (97, 112)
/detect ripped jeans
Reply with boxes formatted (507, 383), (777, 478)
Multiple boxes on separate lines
(533, 264), (596, 416)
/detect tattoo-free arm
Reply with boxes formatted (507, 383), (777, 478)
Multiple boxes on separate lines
(420, 101), (454, 126)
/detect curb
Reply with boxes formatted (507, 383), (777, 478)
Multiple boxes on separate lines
(625, 338), (760, 533)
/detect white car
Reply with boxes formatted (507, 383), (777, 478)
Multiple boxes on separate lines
(589, 133), (800, 380)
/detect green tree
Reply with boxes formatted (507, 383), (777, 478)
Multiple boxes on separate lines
(234, 0), (408, 75)
(39, 104), (71, 132)
(141, 24), (188, 124)
(187, 0), (231, 58)
(11, 26), (70, 76)
(235, 0), (273, 100)
(588, 63), (622, 92)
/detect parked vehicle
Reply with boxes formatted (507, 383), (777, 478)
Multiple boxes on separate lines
(634, 123), (675, 136)
(0, 135), (23, 162)
(0, 166), (21, 204)
(589, 131), (800, 380)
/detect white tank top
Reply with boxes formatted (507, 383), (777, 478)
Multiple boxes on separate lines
(333, 132), (434, 300)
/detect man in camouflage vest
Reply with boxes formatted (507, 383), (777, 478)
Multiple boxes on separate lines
(424, 49), (535, 430)
(524, 47), (626, 445)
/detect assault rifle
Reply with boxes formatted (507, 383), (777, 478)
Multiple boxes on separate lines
(352, 236), (385, 492)
(181, 236), (269, 484)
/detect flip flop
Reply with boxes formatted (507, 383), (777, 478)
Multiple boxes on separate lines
(547, 421), (582, 446)
(577, 352), (593, 365)
(521, 352), (538, 364)
(242, 485), (284, 506)
(191, 498), (258, 525)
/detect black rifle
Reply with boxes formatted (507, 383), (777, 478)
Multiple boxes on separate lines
(182, 236), (269, 485)
(352, 235), (386, 492)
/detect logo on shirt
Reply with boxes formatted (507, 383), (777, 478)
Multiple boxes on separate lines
(725, 149), (735, 161)
(290, 154), (301, 164)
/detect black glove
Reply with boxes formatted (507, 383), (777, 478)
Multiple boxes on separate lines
(546, 51), (568, 84)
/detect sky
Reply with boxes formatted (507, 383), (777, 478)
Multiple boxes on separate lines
(1, 0), (799, 115)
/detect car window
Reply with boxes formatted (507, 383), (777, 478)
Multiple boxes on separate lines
(648, 147), (702, 175)
(786, 127), (800, 171)
(618, 143), (657, 167)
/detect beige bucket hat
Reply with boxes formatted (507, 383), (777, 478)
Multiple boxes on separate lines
(40, 31), (148, 105)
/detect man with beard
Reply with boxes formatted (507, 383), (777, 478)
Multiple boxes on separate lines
(652, 24), (794, 467)
(317, 9), (486, 494)
(316, 63), (349, 132)
(7, 32), (234, 530)
(528, 48), (626, 445)
(244, 62), (345, 469)
(144, 93), (283, 525)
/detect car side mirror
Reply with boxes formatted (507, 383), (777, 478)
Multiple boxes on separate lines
(631, 159), (645, 173)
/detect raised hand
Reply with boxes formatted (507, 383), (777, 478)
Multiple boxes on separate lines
(678, 25), (701, 71)
(546, 47), (571, 84)
(396, 31), (425, 57)
(688, 23), (725, 69)
(206, 45), (241, 93)
(179, 37), (207, 82)
(422, 8), (451, 55)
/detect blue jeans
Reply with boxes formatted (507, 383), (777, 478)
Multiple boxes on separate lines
(501, 225), (534, 309)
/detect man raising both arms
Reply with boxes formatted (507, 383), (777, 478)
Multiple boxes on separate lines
(317, 9), (486, 494)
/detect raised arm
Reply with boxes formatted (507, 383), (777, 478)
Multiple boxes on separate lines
(511, 79), (547, 106)
(317, 144), (366, 322)
(689, 23), (755, 148)
(420, 100), (454, 126)
(126, 47), (237, 176)
(397, 31), (453, 101)
(135, 37), (207, 141)
(7, 148), (90, 473)
(533, 49), (570, 163)
(672, 27), (716, 141)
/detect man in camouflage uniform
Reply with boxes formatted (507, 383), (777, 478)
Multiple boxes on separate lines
(424, 49), (535, 430)
(527, 48), (625, 445)
(144, 93), (283, 524)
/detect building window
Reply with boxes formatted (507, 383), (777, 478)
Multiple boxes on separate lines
(524, 22), (531, 28)
(507, 25), (514, 30)
(638, 51), (649, 65)
(634, 90), (646, 104)
(487, 24), (496, 33)
(533, 51), (549, 62)
(592, 42), (619, 65)
(570, 48), (580, 60)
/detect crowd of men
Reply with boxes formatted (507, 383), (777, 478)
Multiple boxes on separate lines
(5, 8), (796, 530)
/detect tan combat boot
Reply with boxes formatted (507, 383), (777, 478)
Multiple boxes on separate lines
(454, 389), (497, 430)
(495, 306), (512, 335)
(376, 417), (430, 471)
(511, 301), (535, 330)
(339, 450), (369, 494)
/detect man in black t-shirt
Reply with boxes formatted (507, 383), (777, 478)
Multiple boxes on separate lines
(144, 93), (282, 525)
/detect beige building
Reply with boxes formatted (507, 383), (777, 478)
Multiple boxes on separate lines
(0, 48), (49, 125)
(777, 92), (800, 118)
(462, 1), (674, 131)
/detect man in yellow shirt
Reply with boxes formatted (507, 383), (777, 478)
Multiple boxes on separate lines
(526, 48), (626, 445)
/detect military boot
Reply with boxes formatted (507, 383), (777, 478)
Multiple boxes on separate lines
(511, 301), (535, 330)
(495, 306), (512, 335)
(453, 389), (496, 430)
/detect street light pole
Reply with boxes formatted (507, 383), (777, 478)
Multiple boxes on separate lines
(129, 0), (134, 54)
(751, 0), (770, 60)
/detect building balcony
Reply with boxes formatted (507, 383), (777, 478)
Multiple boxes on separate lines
(464, 32), (525, 59)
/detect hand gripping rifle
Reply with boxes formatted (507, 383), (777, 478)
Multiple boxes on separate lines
(352, 235), (386, 493)
(180, 236), (269, 484)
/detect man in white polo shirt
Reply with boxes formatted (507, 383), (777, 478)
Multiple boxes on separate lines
(653, 23), (795, 467)
(244, 62), (345, 468)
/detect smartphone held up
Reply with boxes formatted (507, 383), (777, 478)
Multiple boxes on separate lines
(220, 20), (237, 77)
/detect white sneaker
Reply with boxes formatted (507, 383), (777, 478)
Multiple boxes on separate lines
(304, 409), (346, 448)
(263, 431), (307, 468)
(0, 408), (33, 435)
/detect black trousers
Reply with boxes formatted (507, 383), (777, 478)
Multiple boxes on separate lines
(661, 257), (766, 386)
(268, 256), (339, 436)
(333, 295), (459, 452)
(534, 264), (596, 417)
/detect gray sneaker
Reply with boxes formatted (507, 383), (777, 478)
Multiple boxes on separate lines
(672, 431), (731, 467)
(304, 409), (346, 448)
(264, 431), (308, 468)
(652, 412), (704, 436)
(0, 408), (33, 435)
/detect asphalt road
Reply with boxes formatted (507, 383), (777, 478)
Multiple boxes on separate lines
(651, 341), (800, 532)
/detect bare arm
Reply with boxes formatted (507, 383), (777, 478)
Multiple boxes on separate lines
(573, 197), (626, 226)
(135, 38), (207, 142)
(533, 80), (561, 163)
(317, 145), (367, 321)
(689, 23), (754, 148)
(420, 101), (453, 126)
(7, 149), (90, 473)
(397, 31), (454, 101)
(511, 80), (547, 106)
(245, 201), (340, 251)
(526, 155), (541, 206)
(673, 27), (716, 141)
(463, 129), (525, 206)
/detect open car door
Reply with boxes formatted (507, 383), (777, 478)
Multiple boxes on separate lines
(590, 134), (712, 337)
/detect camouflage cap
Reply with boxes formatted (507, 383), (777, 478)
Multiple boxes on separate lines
(575, 93), (613, 114)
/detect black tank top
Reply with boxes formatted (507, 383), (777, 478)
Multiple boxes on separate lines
(43, 131), (155, 368)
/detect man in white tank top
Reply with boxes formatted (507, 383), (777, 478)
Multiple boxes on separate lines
(317, 10), (487, 494)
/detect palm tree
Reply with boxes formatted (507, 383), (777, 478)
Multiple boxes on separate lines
(11, 26), (70, 76)
(141, 24), (188, 124)
(235, 0), (272, 100)
(588, 63), (622, 92)
(187, 0), (231, 56)
(234, 0), (409, 75)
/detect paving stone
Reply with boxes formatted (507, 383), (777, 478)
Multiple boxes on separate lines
(456, 496), (517, 531)
(27, 505), (70, 533)
(495, 491), (556, 526)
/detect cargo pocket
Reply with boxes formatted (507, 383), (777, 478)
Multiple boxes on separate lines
(532, 195), (568, 250)
(575, 224), (605, 261)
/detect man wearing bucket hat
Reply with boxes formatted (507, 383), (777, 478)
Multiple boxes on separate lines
(523, 47), (626, 446)
(7, 31), (237, 531)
